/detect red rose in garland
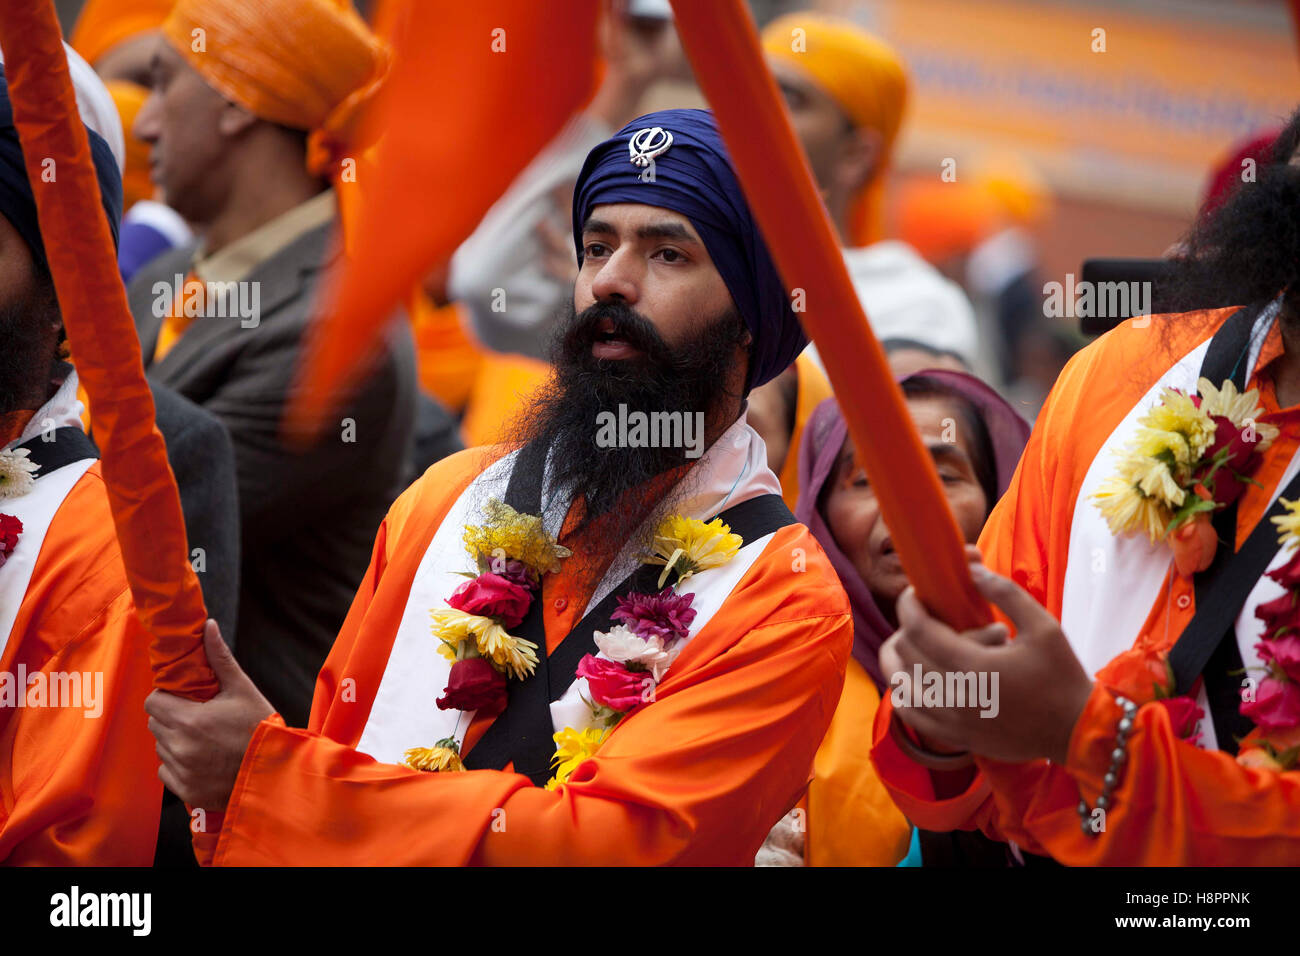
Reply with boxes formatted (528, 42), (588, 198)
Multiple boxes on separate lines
(1241, 676), (1300, 733)
(0, 513), (22, 569)
(1268, 547), (1300, 590)
(577, 654), (652, 713)
(435, 656), (508, 714)
(1155, 695), (1205, 745)
(1254, 590), (1300, 640)
(446, 571), (533, 629)
(1257, 634), (1300, 683)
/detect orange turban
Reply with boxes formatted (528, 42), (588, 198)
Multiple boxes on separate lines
(762, 13), (909, 247)
(71, 0), (175, 67)
(161, 0), (388, 177)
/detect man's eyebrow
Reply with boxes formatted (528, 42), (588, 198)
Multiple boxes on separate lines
(635, 221), (698, 243)
(580, 217), (699, 244)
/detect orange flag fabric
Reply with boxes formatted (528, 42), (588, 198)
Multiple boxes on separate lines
(668, 0), (990, 632)
(0, 0), (216, 699)
(286, 0), (600, 432)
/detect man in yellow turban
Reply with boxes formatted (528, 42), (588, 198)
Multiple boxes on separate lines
(760, 12), (979, 371)
(125, 0), (417, 732)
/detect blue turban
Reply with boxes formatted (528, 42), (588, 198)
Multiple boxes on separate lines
(0, 64), (123, 272)
(572, 108), (806, 392)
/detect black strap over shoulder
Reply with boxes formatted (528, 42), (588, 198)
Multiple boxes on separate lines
(1168, 302), (1290, 751)
(463, 442), (796, 785)
(11, 426), (100, 475)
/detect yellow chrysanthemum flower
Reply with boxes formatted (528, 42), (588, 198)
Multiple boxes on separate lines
(462, 498), (572, 578)
(1272, 498), (1300, 552)
(1132, 427), (1193, 467)
(1142, 387), (1216, 459)
(430, 607), (485, 651)
(475, 621), (539, 680)
(644, 514), (743, 588)
(1092, 473), (1173, 543)
(544, 725), (608, 790)
(404, 738), (466, 773)
(430, 607), (538, 679)
(1130, 456), (1186, 508)
(1197, 377), (1279, 450)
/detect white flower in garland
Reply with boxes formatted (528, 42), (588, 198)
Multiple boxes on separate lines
(0, 448), (38, 500)
(594, 624), (681, 682)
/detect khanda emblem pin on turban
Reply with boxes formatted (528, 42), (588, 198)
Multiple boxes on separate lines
(629, 127), (673, 182)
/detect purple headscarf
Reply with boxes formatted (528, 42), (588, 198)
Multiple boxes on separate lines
(794, 369), (1032, 691)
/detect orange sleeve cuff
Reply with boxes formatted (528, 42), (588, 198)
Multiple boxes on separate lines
(869, 692), (991, 830)
(1063, 682), (1121, 801)
(204, 712), (287, 866)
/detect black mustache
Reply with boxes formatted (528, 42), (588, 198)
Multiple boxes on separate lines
(565, 302), (668, 357)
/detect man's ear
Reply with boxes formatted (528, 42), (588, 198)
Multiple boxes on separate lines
(835, 126), (883, 196)
(216, 99), (259, 138)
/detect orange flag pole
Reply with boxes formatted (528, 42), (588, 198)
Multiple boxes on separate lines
(0, 0), (217, 698)
(668, 0), (990, 631)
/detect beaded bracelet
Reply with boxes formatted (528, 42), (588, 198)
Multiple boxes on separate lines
(1077, 695), (1137, 836)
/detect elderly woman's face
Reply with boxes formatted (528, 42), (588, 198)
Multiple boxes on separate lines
(824, 394), (989, 623)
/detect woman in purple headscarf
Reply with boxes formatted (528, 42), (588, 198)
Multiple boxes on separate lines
(781, 368), (1030, 866)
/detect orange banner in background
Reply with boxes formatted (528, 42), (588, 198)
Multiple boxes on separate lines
(824, 0), (1300, 212)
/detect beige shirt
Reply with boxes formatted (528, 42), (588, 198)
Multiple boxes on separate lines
(193, 189), (336, 284)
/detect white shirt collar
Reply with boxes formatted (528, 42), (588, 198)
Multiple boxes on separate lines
(5, 368), (85, 451)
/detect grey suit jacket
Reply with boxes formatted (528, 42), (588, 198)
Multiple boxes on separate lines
(128, 222), (417, 726)
(147, 381), (240, 644)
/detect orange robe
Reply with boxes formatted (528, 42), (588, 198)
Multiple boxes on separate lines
(870, 306), (1300, 865)
(207, 447), (852, 865)
(803, 658), (911, 865)
(0, 463), (160, 865)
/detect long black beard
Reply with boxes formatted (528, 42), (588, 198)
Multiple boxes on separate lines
(1158, 161), (1300, 316)
(504, 298), (747, 574)
(0, 274), (61, 415)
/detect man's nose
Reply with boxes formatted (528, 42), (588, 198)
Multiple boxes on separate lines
(589, 249), (641, 304)
(133, 92), (161, 143)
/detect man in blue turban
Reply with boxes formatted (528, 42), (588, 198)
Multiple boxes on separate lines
(147, 108), (850, 867)
(503, 106), (809, 553)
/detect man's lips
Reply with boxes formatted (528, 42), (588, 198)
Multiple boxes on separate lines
(592, 339), (643, 360)
(590, 316), (644, 359)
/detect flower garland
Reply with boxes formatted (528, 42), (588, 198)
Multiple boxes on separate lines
(545, 515), (742, 790)
(1092, 378), (1278, 576)
(402, 498), (571, 773)
(1236, 498), (1300, 770)
(1094, 498), (1300, 770)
